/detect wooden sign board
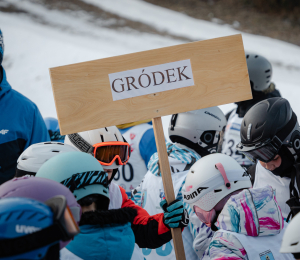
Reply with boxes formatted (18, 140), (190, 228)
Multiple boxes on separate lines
(50, 34), (252, 135)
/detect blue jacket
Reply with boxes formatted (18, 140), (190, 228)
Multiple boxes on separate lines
(0, 67), (50, 183)
(64, 223), (135, 260)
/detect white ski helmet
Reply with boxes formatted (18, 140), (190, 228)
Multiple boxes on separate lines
(246, 53), (272, 92)
(183, 153), (252, 212)
(168, 107), (226, 155)
(64, 126), (125, 170)
(16, 142), (78, 177)
(281, 212), (300, 253)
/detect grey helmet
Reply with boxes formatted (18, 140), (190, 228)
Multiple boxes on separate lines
(246, 53), (272, 92)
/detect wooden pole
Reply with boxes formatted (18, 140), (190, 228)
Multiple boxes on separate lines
(152, 117), (186, 260)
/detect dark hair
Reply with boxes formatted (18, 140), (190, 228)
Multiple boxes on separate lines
(78, 194), (109, 211)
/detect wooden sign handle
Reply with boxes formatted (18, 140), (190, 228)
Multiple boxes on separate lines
(152, 117), (186, 260)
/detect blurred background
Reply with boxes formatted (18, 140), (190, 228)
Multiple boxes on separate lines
(1, 0), (300, 135)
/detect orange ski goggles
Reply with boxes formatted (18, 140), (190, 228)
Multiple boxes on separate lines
(67, 133), (130, 166)
(93, 141), (130, 166)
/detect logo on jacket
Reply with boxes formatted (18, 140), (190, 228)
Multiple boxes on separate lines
(130, 133), (136, 140)
(0, 129), (9, 135)
(259, 250), (274, 260)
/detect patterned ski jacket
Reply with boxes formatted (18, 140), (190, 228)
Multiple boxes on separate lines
(202, 186), (286, 260)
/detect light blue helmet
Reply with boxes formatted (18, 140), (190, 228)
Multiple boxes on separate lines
(36, 152), (109, 202)
(44, 117), (65, 142)
(0, 197), (56, 259)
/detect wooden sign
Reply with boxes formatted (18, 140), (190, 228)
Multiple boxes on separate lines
(50, 34), (251, 135)
(49, 34), (252, 260)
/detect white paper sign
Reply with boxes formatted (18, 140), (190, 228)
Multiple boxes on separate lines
(109, 59), (194, 101)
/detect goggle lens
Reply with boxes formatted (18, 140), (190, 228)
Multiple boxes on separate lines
(194, 206), (216, 227)
(64, 206), (80, 236)
(241, 143), (278, 163)
(94, 143), (129, 164)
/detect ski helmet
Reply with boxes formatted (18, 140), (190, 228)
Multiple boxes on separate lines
(44, 117), (65, 142)
(36, 152), (109, 205)
(0, 175), (81, 249)
(16, 142), (79, 177)
(65, 126), (130, 183)
(236, 98), (300, 167)
(281, 212), (300, 253)
(183, 153), (251, 226)
(0, 197), (58, 259)
(168, 107), (226, 156)
(246, 53), (272, 92)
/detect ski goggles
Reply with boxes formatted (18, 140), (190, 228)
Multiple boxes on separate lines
(0, 195), (80, 258)
(236, 136), (282, 163)
(93, 141), (130, 166)
(67, 133), (130, 166)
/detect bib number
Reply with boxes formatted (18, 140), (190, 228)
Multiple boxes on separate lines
(114, 162), (134, 182)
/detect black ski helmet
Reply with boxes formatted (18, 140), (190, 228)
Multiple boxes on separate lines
(236, 97), (300, 164)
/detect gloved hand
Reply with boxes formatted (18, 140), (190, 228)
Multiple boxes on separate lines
(160, 199), (189, 229)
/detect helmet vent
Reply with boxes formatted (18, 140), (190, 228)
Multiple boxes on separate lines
(246, 55), (249, 59)
(234, 181), (238, 183)
(22, 157), (28, 160)
(265, 69), (270, 73)
(214, 189), (222, 193)
(100, 135), (104, 142)
(17, 211), (25, 220)
(266, 76), (270, 78)
(44, 142), (52, 144)
(114, 134), (119, 141)
(291, 242), (299, 246)
(52, 150), (60, 153)
(5, 212), (12, 221)
(105, 127), (108, 132)
(255, 55), (258, 58)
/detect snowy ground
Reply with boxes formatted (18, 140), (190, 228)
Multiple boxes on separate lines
(1, 0), (300, 137)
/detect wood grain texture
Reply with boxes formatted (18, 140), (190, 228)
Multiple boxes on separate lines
(50, 34), (252, 135)
(152, 117), (186, 260)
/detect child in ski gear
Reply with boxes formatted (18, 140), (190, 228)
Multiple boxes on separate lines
(15, 142), (78, 177)
(36, 152), (137, 260)
(0, 175), (81, 249)
(222, 53), (281, 168)
(131, 107), (227, 260)
(44, 117), (65, 142)
(183, 153), (294, 260)
(0, 29), (50, 184)
(237, 97), (300, 220)
(116, 119), (157, 196)
(0, 196), (79, 260)
(64, 126), (184, 253)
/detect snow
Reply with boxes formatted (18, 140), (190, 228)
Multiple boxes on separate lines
(0, 0), (299, 138)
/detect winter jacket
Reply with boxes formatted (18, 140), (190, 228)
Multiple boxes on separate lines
(131, 142), (201, 260)
(60, 208), (137, 260)
(202, 186), (292, 260)
(0, 67), (49, 184)
(109, 182), (172, 249)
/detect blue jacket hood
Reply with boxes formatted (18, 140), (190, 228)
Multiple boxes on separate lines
(0, 67), (12, 98)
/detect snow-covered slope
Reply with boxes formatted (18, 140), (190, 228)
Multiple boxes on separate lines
(1, 0), (299, 136)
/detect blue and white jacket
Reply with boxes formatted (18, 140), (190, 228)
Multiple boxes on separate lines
(0, 67), (49, 183)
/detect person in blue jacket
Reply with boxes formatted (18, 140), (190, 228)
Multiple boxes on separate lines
(115, 120), (157, 196)
(0, 29), (50, 184)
